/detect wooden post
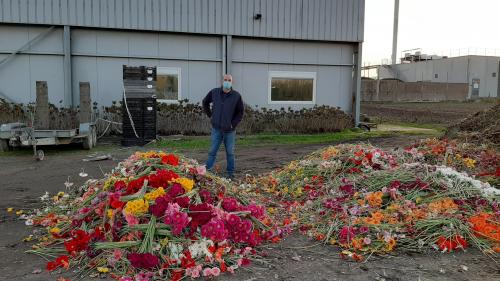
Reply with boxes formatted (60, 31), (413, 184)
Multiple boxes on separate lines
(79, 82), (91, 124)
(35, 81), (49, 129)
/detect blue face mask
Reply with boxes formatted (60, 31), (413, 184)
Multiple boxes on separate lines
(223, 81), (232, 90)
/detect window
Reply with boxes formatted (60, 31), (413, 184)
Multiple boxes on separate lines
(434, 74), (439, 79)
(493, 72), (497, 78)
(268, 71), (316, 104)
(156, 67), (181, 102)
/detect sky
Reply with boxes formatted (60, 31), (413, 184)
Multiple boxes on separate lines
(363, 0), (500, 65)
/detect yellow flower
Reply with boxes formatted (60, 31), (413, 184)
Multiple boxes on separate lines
(97, 267), (109, 273)
(267, 207), (275, 214)
(293, 187), (303, 197)
(160, 237), (169, 246)
(124, 199), (149, 215)
(282, 186), (289, 194)
(463, 158), (476, 168)
(107, 209), (114, 219)
(57, 191), (65, 197)
(16, 210), (24, 215)
(50, 227), (61, 234)
(416, 197), (422, 204)
(173, 178), (195, 192)
(329, 238), (337, 245)
(103, 178), (115, 191)
(7, 207), (13, 213)
(144, 187), (166, 201)
(23, 235), (33, 242)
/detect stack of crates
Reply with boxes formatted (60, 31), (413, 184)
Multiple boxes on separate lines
(121, 65), (157, 146)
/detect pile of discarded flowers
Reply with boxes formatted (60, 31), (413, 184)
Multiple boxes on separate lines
(24, 151), (279, 280)
(22, 141), (499, 279)
(251, 143), (499, 261)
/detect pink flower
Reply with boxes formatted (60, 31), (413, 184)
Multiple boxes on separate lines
(202, 267), (221, 277)
(363, 237), (372, 245)
(199, 189), (213, 204)
(222, 197), (239, 212)
(243, 204), (265, 219)
(201, 219), (228, 242)
(338, 226), (357, 243)
(119, 277), (133, 281)
(168, 183), (185, 198)
(127, 253), (159, 270)
(196, 165), (206, 175)
(164, 203), (191, 236)
(124, 213), (139, 226)
(186, 265), (202, 278)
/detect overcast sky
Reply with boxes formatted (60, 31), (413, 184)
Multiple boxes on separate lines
(363, 0), (500, 65)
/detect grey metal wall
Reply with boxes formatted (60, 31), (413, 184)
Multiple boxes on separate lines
(378, 56), (500, 98)
(0, 24), (356, 112)
(231, 38), (354, 111)
(0, 0), (365, 42)
(0, 25), (222, 106)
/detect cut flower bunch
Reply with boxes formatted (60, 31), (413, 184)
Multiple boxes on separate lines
(24, 151), (279, 280)
(249, 143), (499, 260)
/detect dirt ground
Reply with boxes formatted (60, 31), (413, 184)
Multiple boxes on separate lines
(361, 101), (496, 125)
(0, 135), (498, 281)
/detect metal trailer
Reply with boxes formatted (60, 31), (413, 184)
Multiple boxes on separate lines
(0, 122), (97, 159)
(0, 81), (97, 160)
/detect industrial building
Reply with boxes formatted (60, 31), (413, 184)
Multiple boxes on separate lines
(0, 0), (366, 123)
(376, 54), (500, 99)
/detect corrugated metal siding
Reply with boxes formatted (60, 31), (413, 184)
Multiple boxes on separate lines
(0, 0), (365, 42)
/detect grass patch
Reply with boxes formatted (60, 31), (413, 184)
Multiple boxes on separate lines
(151, 127), (440, 151)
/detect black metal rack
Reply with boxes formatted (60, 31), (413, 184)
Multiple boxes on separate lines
(121, 65), (157, 147)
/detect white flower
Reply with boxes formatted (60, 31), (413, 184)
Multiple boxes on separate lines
(188, 239), (214, 258)
(40, 192), (49, 201)
(25, 219), (34, 226)
(79, 169), (88, 177)
(435, 165), (499, 196)
(64, 177), (74, 188)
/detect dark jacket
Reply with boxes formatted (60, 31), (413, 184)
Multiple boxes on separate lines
(202, 87), (244, 132)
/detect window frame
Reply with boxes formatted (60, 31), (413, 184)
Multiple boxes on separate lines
(156, 67), (182, 103)
(268, 71), (317, 105)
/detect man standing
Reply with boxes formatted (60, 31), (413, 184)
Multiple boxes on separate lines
(202, 74), (244, 179)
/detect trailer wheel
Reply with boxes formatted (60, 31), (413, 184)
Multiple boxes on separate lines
(35, 150), (45, 161)
(82, 135), (93, 150)
(91, 127), (97, 147)
(0, 139), (11, 152)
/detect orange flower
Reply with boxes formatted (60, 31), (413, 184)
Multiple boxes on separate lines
(363, 211), (385, 225)
(385, 238), (397, 251)
(469, 213), (500, 242)
(365, 191), (384, 207)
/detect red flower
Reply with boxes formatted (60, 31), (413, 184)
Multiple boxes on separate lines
(188, 203), (214, 229)
(109, 193), (125, 209)
(64, 230), (91, 255)
(149, 194), (173, 217)
(46, 255), (69, 271)
(149, 170), (179, 188)
(113, 180), (126, 191)
(240, 258), (251, 266)
(125, 176), (147, 195)
(170, 270), (184, 281)
(436, 235), (467, 252)
(161, 154), (179, 166)
(174, 196), (190, 208)
(180, 251), (196, 269)
(127, 253), (160, 270)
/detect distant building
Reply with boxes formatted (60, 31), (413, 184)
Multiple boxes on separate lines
(377, 55), (500, 99)
(0, 0), (366, 123)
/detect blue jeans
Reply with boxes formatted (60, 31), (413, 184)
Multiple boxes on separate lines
(206, 128), (236, 177)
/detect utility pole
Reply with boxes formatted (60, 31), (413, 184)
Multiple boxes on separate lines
(392, 0), (400, 65)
